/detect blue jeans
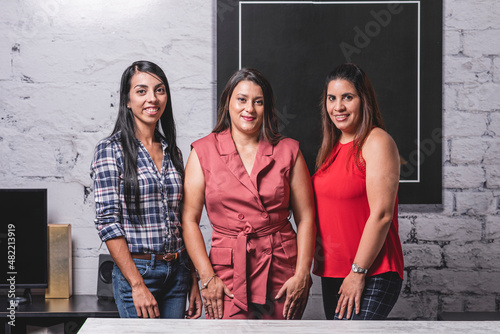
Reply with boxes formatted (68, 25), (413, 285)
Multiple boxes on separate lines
(112, 254), (191, 318)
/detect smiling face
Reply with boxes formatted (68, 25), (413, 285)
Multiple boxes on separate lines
(228, 80), (265, 137)
(127, 71), (167, 133)
(326, 79), (362, 143)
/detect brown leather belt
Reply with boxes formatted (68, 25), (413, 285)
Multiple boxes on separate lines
(131, 248), (186, 262)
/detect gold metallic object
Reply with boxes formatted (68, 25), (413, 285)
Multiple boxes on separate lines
(45, 224), (72, 298)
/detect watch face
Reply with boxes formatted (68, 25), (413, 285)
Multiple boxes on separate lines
(352, 263), (366, 273)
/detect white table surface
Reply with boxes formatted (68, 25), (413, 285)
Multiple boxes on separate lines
(77, 318), (500, 334)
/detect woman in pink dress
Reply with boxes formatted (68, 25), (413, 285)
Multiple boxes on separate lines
(182, 68), (315, 320)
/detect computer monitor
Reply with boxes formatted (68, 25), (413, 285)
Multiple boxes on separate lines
(0, 189), (48, 300)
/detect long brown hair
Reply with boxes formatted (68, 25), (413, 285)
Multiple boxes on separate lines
(213, 68), (283, 145)
(315, 63), (385, 171)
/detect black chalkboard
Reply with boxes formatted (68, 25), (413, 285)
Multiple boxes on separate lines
(217, 0), (442, 204)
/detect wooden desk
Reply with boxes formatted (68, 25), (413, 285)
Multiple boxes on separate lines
(78, 318), (500, 334)
(0, 295), (118, 334)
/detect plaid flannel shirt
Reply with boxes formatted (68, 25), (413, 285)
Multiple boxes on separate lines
(90, 131), (183, 253)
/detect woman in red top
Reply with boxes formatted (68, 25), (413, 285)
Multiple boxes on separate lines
(182, 68), (315, 320)
(312, 63), (404, 320)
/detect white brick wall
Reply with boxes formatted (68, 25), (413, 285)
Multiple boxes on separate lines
(1, 0), (499, 320)
(391, 0), (500, 320)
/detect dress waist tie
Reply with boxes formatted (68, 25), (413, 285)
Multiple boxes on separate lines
(211, 219), (290, 316)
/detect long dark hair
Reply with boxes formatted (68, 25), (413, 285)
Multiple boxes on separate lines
(316, 63), (385, 170)
(112, 60), (183, 222)
(213, 68), (283, 145)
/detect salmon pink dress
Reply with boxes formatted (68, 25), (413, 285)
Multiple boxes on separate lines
(192, 129), (300, 318)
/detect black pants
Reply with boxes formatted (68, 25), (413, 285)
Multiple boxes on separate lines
(321, 272), (402, 320)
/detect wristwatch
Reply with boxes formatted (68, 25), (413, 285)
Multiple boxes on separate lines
(351, 263), (368, 274)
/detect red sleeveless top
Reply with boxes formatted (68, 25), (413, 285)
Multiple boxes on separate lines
(311, 140), (404, 279)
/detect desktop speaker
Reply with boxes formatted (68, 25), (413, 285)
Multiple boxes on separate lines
(97, 254), (115, 300)
(45, 224), (73, 298)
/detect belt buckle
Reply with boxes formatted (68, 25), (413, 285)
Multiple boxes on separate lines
(161, 252), (178, 262)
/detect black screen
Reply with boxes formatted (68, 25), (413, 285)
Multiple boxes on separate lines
(217, 0), (443, 204)
(0, 189), (48, 288)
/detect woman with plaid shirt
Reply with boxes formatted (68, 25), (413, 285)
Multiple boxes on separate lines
(91, 61), (202, 319)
